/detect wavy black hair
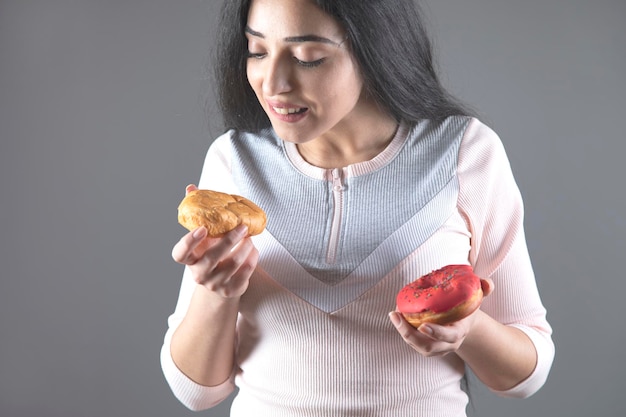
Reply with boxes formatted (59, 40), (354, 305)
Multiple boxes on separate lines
(214, 0), (472, 132)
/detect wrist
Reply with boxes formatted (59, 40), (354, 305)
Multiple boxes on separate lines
(189, 284), (241, 319)
(457, 309), (490, 355)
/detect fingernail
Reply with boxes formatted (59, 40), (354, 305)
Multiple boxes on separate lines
(388, 312), (401, 327)
(192, 226), (207, 239)
(420, 324), (434, 335)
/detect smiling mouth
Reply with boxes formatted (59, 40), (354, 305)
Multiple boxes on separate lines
(272, 106), (307, 115)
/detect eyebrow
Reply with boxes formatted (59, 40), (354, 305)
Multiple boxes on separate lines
(245, 26), (340, 45)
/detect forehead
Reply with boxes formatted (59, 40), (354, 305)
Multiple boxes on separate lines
(246, 0), (344, 39)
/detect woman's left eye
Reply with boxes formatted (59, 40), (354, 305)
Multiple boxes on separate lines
(294, 57), (326, 68)
(246, 51), (266, 59)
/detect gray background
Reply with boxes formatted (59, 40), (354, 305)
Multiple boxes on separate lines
(1, 1), (624, 416)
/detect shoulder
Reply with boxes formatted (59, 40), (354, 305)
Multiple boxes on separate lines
(459, 118), (508, 161)
(206, 128), (280, 161)
(405, 116), (472, 146)
(455, 117), (524, 229)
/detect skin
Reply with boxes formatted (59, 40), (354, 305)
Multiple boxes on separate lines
(170, 0), (538, 392)
(244, 0), (398, 168)
(170, 184), (259, 386)
(389, 280), (538, 391)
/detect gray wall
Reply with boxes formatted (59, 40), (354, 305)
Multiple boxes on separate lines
(1, 1), (624, 416)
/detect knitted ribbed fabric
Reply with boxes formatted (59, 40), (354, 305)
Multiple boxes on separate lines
(160, 117), (554, 416)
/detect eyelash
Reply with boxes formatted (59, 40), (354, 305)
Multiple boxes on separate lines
(246, 52), (326, 68)
(295, 58), (325, 68)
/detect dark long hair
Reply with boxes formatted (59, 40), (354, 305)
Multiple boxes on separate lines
(214, 0), (472, 132)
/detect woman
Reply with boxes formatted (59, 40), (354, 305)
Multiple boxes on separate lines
(160, 0), (555, 415)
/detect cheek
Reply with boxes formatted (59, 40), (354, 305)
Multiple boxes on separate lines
(330, 61), (363, 96)
(322, 70), (363, 108)
(246, 65), (262, 95)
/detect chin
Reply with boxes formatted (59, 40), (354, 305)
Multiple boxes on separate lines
(271, 124), (316, 144)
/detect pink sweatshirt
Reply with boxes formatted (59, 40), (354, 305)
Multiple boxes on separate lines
(161, 117), (554, 416)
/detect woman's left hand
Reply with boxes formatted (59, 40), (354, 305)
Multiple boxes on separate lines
(389, 278), (494, 356)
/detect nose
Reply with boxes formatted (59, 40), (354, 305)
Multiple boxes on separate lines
(262, 55), (293, 96)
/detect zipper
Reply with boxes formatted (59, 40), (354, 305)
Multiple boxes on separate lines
(327, 168), (344, 264)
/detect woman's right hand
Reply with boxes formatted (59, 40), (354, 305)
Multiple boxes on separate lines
(171, 185), (260, 299)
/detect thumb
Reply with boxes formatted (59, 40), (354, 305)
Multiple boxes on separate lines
(185, 184), (198, 195)
(480, 278), (495, 297)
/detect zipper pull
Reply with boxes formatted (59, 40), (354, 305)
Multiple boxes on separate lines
(331, 168), (343, 192)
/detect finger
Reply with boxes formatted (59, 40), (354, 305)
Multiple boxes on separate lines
(389, 312), (425, 341)
(418, 323), (463, 344)
(211, 240), (259, 297)
(207, 225), (249, 259)
(171, 226), (208, 264)
(389, 312), (449, 355)
(185, 184), (198, 195)
(417, 323), (437, 340)
(207, 235), (256, 283)
(190, 225), (249, 284)
(230, 240), (259, 285)
(193, 225), (249, 267)
(198, 238), (257, 293)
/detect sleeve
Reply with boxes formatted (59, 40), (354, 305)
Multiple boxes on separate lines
(160, 131), (240, 410)
(457, 118), (555, 398)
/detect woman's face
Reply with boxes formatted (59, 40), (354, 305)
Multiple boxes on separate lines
(245, 0), (365, 144)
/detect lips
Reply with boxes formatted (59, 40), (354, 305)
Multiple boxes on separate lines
(266, 100), (309, 122)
